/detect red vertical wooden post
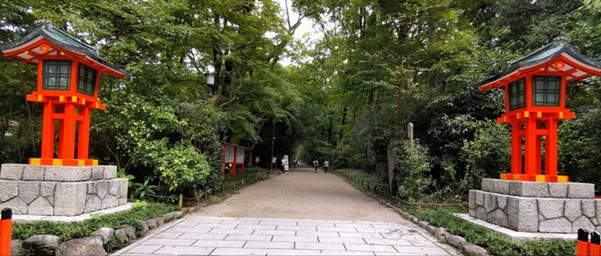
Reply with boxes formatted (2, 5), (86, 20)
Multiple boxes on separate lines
(0, 208), (12, 256)
(590, 231), (600, 256)
(41, 101), (55, 158)
(511, 120), (522, 174)
(535, 134), (542, 175)
(546, 118), (558, 176)
(77, 106), (91, 159)
(577, 229), (590, 256)
(58, 103), (77, 159)
(231, 147), (237, 175)
(524, 118), (538, 175)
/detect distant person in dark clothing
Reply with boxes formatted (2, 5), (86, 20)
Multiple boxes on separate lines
(323, 160), (329, 173)
(313, 160), (319, 173)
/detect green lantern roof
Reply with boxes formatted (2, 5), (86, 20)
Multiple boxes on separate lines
(478, 39), (601, 90)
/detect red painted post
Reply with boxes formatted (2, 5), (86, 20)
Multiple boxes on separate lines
(0, 208), (12, 256)
(591, 231), (600, 256)
(577, 229), (590, 256)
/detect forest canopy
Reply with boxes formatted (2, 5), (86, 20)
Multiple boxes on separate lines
(1, 0), (600, 200)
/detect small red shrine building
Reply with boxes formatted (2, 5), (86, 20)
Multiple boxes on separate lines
(222, 143), (246, 175)
(479, 40), (601, 182)
(0, 23), (126, 166)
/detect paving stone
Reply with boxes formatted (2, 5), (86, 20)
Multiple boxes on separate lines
(237, 224), (277, 230)
(265, 249), (322, 255)
(340, 232), (384, 238)
(568, 183), (595, 199)
(408, 238), (438, 247)
(322, 250), (377, 255)
(276, 226), (317, 231)
(0, 164), (24, 180)
(28, 197), (53, 215)
(154, 232), (183, 239)
(296, 230), (340, 237)
(345, 244), (397, 253)
(141, 238), (196, 246)
(364, 238), (412, 246)
(193, 223), (238, 229)
(222, 219), (261, 225)
(565, 200), (582, 222)
(192, 240), (245, 248)
(317, 226), (358, 232)
(538, 198), (565, 219)
(178, 233), (227, 240)
(0, 180), (18, 202)
(272, 235), (318, 242)
(259, 220), (297, 226)
(22, 165), (45, 180)
(539, 217), (572, 233)
(318, 236), (366, 244)
(210, 228), (254, 235)
(224, 234), (272, 241)
(297, 221), (334, 227)
(244, 241), (293, 249)
(252, 229), (295, 236)
(18, 181), (41, 204)
(394, 245), (449, 255)
(549, 183), (568, 198)
(210, 248), (267, 255)
(295, 242), (345, 251)
(125, 245), (162, 254)
(155, 246), (215, 255)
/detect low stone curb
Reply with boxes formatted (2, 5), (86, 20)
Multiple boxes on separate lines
(11, 210), (183, 256)
(382, 200), (490, 256)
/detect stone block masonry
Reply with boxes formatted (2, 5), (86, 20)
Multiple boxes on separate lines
(0, 164), (127, 216)
(470, 179), (601, 233)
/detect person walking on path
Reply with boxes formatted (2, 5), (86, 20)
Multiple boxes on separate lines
(313, 159), (319, 173)
(323, 160), (329, 173)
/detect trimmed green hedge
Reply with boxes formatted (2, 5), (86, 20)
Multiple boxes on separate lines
(12, 202), (180, 242)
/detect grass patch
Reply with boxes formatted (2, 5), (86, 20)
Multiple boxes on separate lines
(335, 169), (576, 256)
(12, 202), (180, 242)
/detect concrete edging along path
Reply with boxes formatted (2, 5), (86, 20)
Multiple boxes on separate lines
(114, 164), (461, 255)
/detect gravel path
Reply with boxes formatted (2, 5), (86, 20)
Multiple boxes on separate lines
(194, 164), (408, 223)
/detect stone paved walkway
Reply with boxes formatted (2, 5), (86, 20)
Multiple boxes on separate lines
(114, 216), (453, 255)
(114, 164), (460, 255)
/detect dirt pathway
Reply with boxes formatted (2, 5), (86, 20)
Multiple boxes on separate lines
(194, 164), (408, 223)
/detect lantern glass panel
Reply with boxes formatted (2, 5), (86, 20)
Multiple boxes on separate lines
(77, 64), (97, 96)
(43, 60), (71, 90)
(532, 76), (561, 106)
(509, 78), (526, 110)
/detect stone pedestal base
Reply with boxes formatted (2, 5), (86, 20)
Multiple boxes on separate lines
(469, 179), (601, 234)
(0, 164), (128, 216)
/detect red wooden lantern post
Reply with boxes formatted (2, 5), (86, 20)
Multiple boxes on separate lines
(479, 40), (601, 182)
(0, 23), (126, 166)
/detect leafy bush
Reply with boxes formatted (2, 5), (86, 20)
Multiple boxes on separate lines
(12, 202), (179, 242)
(157, 143), (212, 192)
(393, 140), (432, 203)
